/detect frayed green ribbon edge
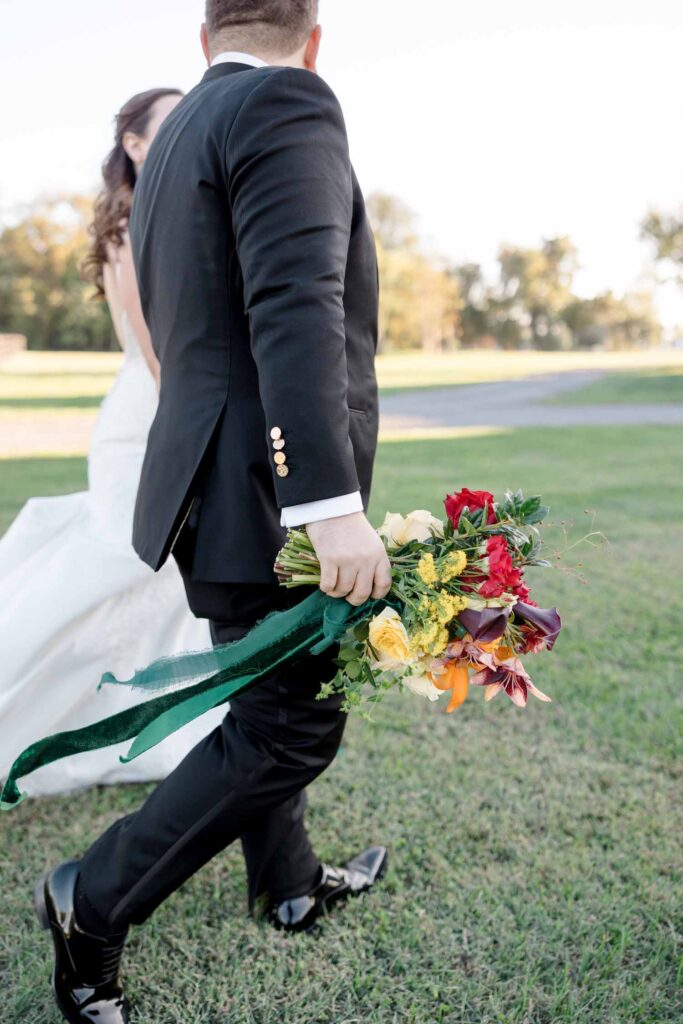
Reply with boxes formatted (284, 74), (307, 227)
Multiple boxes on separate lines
(1, 591), (377, 811)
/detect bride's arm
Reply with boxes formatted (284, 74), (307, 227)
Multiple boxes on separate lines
(107, 232), (161, 389)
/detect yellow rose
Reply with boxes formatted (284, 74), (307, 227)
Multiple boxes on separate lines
(378, 509), (444, 548)
(368, 607), (411, 668)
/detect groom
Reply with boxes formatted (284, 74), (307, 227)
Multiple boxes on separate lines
(34, 2), (392, 1021)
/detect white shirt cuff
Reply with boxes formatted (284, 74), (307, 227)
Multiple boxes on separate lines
(280, 491), (363, 528)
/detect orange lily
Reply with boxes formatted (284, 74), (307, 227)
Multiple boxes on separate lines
(430, 661), (470, 712)
(429, 634), (506, 713)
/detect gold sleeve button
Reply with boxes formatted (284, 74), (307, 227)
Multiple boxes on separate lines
(272, 439), (285, 451)
(270, 427), (282, 440)
(276, 464), (289, 478)
(274, 452), (286, 465)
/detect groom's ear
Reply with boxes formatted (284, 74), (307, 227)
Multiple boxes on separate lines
(303, 24), (322, 72)
(200, 23), (211, 65)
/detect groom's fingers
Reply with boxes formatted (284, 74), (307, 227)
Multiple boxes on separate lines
(329, 563), (357, 599)
(307, 513), (390, 601)
(346, 563), (375, 606)
(319, 561), (338, 595)
(371, 556), (392, 599)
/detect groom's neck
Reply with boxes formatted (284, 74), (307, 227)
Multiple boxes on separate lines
(204, 25), (313, 70)
(210, 43), (308, 69)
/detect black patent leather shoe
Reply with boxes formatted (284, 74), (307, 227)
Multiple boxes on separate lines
(34, 859), (130, 1024)
(268, 844), (388, 933)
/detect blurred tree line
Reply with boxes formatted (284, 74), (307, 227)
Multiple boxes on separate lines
(368, 193), (663, 352)
(641, 206), (683, 285)
(0, 191), (669, 352)
(0, 195), (113, 350)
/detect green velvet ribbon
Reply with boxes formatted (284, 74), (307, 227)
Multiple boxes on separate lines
(1, 590), (377, 811)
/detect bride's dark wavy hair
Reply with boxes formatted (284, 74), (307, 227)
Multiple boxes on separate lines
(83, 87), (183, 296)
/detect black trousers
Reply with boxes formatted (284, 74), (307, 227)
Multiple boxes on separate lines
(76, 557), (345, 934)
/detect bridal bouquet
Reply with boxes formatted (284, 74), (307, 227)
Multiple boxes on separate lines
(275, 487), (561, 714)
(1, 486), (561, 810)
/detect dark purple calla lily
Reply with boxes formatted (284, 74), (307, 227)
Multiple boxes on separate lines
(513, 603), (562, 651)
(457, 606), (511, 644)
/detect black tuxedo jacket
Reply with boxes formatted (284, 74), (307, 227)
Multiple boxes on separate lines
(129, 62), (379, 583)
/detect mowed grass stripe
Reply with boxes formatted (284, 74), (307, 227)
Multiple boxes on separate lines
(546, 366), (683, 405)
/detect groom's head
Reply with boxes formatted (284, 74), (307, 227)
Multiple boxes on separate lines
(201, 0), (321, 70)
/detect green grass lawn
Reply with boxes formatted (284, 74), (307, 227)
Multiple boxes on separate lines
(1, 425), (681, 1024)
(0, 457), (87, 534)
(0, 396), (105, 411)
(548, 366), (683, 405)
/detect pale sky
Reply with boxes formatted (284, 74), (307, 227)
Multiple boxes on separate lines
(1, 0), (682, 328)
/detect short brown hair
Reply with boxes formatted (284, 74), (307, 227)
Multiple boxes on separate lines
(205, 0), (318, 55)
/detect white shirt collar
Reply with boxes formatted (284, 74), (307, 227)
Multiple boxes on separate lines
(210, 51), (269, 69)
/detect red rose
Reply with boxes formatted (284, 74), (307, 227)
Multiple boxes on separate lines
(478, 535), (522, 597)
(512, 580), (537, 606)
(444, 488), (497, 527)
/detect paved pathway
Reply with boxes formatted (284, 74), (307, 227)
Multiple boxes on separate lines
(2, 371), (681, 458)
(379, 371), (683, 435)
(1, 412), (97, 458)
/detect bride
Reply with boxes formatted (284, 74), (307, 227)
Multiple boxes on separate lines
(0, 88), (225, 796)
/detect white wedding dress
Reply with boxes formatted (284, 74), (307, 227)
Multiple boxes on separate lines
(0, 312), (224, 797)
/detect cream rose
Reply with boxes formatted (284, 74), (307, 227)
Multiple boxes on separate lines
(378, 509), (444, 548)
(402, 671), (442, 702)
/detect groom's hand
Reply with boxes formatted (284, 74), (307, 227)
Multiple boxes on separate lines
(306, 512), (392, 606)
